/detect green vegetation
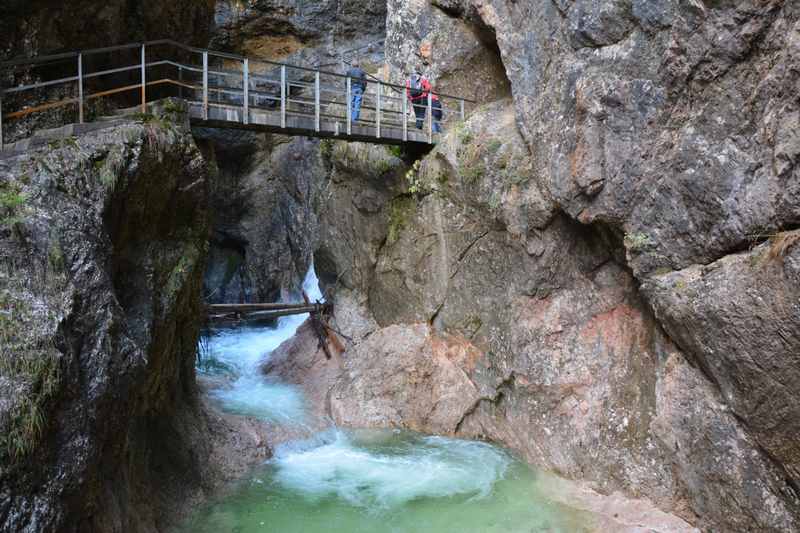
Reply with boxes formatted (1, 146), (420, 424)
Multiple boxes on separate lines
(95, 146), (128, 190)
(453, 121), (472, 145)
(623, 231), (654, 252)
(376, 157), (394, 175)
(387, 195), (417, 245)
(388, 145), (404, 159)
(0, 280), (63, 462)
(405, 160), (424, 195)
(163, 244), (202, 308)
(462, 164), (485, 184)
(0, 181), (27, 228)
(487, 139), (503, 155)
(320, 138), (334, 160)
(162, 98), (188, 120)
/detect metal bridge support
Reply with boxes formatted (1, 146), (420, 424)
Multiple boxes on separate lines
(78, 53), (84, 123)
(402, 91), (407, 142)
(346, 77), (352, 135)
(280, 65), (286, 128)
(315, 71), (320, 132)
(376, 81), (381, 139)
(202, 51), (209, 120)
(243, 58), (249, 125)
(140, 44), (146, 113)
(427, 92), (433, 144)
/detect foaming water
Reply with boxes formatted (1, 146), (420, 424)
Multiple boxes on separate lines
(271, 429), (510, 508)
(199, 266), (324, 423)
(177, 429), (591, 533)
(189, 266), (591, 532)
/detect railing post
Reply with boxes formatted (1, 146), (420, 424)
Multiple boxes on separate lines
(280, 65), (286, 129)
(346, 77), (351, 135)
(314, 71), (320, 132)
(0, 94), (4, 150)
(402, 89), (407, 142)
(243, 58), (249, 125)
(202, 51), (209, 120)
(460, 99), (465, 121)
(78, 53), (84, 123)
(178, 65), (183, 100)
(140, 44), (146, 113)
(376, 81), (381, 139)
(427, 91), (433, 144)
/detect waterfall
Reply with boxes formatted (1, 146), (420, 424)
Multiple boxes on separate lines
(200, 264), (324, 423)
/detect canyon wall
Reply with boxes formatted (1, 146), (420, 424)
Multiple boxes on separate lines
(287, 1), (800, 531)
(0, 103), (269, 533)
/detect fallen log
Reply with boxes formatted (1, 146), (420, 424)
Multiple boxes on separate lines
(206, 304), (330, 322)
(207, 302), (320, 313)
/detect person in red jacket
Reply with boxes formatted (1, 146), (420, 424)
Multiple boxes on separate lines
(406, 70), (443, 132)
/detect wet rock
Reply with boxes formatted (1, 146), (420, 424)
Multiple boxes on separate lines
(315, 141), (406, 296)
(198, 132), (323, 303)
(262, 320), (345, 425)
(0, 106), (233, 533)
(330, 323), (481, 434)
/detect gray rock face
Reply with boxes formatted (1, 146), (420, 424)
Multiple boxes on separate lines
(315, 141), (405, 296)
(386, 0), (511, 103)
(643, 233), (800, 494)
(330, 323), (481, 433)
(212, 0), (387, 67)
(314, 97), (800, 531)
(198, 130), (323, 303)
(0, 108), (242, 533)
(0, 0), (216, 60)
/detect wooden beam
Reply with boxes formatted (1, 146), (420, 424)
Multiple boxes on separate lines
(207, 302), (322, 313)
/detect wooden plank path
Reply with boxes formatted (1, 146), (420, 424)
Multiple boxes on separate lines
(0, 39), (473, 150)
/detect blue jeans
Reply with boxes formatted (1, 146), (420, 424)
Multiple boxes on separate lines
(432, 99), (443, 133)
(351, 86), (364, 121)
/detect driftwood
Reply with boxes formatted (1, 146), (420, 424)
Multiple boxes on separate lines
(206, 297), (342, 359)
(302, 291), (341, 360)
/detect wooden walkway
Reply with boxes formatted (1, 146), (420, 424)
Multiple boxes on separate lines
(0, 40), (472, 150)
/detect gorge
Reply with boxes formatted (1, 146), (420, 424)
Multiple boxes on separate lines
(1, 0), (799, 532)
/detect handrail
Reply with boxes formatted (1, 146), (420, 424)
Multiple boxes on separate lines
(0, 39), (475, 103)
(0, 39), (472, 149)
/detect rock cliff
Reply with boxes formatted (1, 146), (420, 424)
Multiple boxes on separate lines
(266, 2), (800, 530)
(0, 104), (266, 533)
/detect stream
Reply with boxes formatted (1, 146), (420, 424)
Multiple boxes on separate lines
(180, 267), (592, 532)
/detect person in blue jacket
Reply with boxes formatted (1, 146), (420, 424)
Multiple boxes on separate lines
(346, 61), (368, 122)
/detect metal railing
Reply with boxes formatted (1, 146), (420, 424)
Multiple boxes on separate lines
(0, 40), (474, 148)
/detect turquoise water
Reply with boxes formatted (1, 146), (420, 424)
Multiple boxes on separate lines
(188, 265), (590, 533)
(178, 429), (591, 533)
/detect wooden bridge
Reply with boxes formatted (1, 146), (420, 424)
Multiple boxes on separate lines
(207, 299), (342, 359)
(0, 40), (473, 151)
